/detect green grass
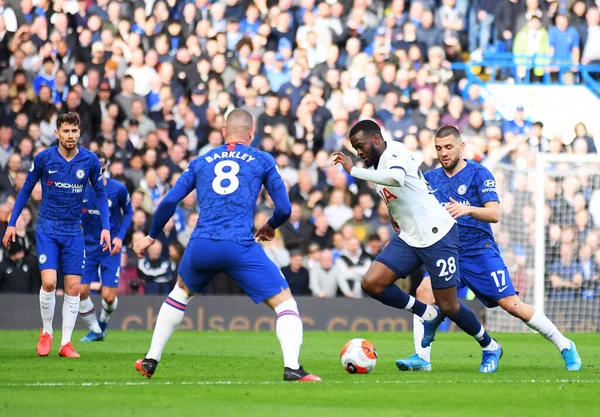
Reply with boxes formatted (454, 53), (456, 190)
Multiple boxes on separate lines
(0, 330), (598, 417)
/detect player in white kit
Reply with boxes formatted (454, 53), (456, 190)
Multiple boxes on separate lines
(333, 120), (503, 373)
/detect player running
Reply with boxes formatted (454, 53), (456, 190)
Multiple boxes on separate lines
(396, 126), (582, 372)
(79, 152), (133, 342)
(2, 112), (111, 358)
(132, 109), (320, 382)
(333, 120), (502, 373)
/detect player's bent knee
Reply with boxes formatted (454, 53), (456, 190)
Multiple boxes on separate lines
(79, 285), (90, 300)
(265, 288), (293, 310)
(416, 279), (435, 304)
(103, 291), (117, 304)
(176, 276), (195, 297)
(361, 262), (396, 296)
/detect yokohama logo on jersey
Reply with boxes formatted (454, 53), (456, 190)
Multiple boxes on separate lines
(47, 180), (84, 193)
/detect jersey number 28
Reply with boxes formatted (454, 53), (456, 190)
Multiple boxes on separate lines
(212, 160), (240, 195)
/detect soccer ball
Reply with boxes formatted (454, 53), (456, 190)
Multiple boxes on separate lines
(340, 338), (378, 374)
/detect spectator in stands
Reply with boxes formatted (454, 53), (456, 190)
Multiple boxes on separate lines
(137, 240), (173, 295)
(282, 249), (311, 296)
(436, 0), (465, 43)
(513, 15), (550, 81)
(577, 244), (598, 299)
(469, 0), (498, 53)
(338, 237), (372, 298)
(572, 122), (598, 153)
(279, 201), (314, 252)
(0, 240), (39, 293)
(550, 243), (583, 299)
(309, 248), (351, 298)
(582, 6), (600, 67)
(548, 14), (581, 83)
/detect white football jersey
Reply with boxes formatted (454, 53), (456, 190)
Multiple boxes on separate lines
(375, 141), (455, 248)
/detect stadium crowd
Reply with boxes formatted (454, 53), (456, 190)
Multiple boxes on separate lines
(0, 0), (598, 300)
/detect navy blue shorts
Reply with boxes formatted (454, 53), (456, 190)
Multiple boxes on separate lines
(178, 238), (289, 303)
(376, 224), (460, 289)
(457, 252), (517, 308)
(35, 231), (85, 275)
(81, 247), (121, 288)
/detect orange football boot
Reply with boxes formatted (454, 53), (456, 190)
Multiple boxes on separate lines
(58, 342), (80, 358)
(36, 331), (52, 357)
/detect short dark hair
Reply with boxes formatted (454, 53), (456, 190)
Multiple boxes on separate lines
(349, 119), (382, 139)
(95, 150), (107, 161)
(434, 125), (461, 140)
(56, 112), (80, 130)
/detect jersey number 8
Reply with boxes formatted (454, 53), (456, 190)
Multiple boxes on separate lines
(212, 160), (240, 195)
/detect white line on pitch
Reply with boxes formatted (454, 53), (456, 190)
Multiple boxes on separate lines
(1, 379), (598, 388)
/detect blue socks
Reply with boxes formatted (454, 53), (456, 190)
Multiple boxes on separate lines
(373, 285), (428, 317)
(450, 303), (492, 348)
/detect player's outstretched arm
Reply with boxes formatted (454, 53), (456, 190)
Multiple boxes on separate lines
(112, 188), (134, 255)
(332, 152), (406, 187)
(3, 154), (44, 248)
(259, 157), (292, 240)
(134, 165), (196, 258)
(90, 156), (112, 252)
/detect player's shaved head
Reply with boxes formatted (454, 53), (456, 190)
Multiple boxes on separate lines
(349, 119), (387, 168)
(224, 109), (254, 145)
(434, 125), (465, 174)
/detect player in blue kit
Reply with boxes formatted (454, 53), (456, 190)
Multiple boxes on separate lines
(79, 152), (133, 342)
(333, 120), (502, 373)
(132, 109), (320, 382)
(2, 112), (111, 358)
(396, 126), (582, 372)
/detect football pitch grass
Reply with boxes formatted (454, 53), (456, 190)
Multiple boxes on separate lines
(0, 331), (598, 417)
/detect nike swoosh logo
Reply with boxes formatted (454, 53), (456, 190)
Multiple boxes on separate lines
(498, 286), (509, 293)
(431, 189), (439, 193)
(48, 170), (58, 174)
(83, 199), (88, 203)
(445, 274), (454, 281)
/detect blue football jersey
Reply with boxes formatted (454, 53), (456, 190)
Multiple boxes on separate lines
(149, 143), (290, 245)
(82, 178), (133, 249)
(10, 146), (109, 235)
(424, 161), (500, 255)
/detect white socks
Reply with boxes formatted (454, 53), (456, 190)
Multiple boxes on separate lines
(79, 297), (102, 333)
(100, 297), (118, 323)
(61, 294), (80, 346)
(526, 309), (571, 351)
(147, 286), (192, 361)
(422, 305), (439, 321)
(39, 289), (56, 336)
(413, 315), (431, 362)
(275, 298), (303, 370)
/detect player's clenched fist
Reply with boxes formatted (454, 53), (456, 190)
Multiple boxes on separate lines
(254, 222), (276, 242)
(133, 235), (155, 258)
(2, 226), (16, 248)
(332, 152), (354, 174)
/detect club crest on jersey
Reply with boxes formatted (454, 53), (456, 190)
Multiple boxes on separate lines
(390, 152), (400, 160)
(457, 185), (467, 195)
(76, 169), (85, 179)
(39, 254), (47, 264)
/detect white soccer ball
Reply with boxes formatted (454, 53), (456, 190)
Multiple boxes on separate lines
(340, 338), (378, 374)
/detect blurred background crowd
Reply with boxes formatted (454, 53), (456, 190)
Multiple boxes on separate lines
(0, 0), (598, 300)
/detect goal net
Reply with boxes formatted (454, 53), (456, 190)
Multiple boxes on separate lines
(484, 153), (600, 333)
